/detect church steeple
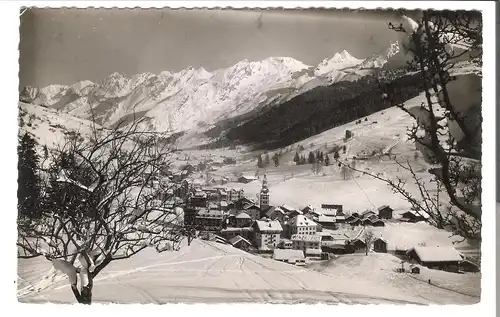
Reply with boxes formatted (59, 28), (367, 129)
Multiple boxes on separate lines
(260, 174), (270, 211)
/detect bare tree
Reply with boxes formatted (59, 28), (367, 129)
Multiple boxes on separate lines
(345, 11), (482, 241)
(363, 230), (375, 255)
(17, 118), (186, 304)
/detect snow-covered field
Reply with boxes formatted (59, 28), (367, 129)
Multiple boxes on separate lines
(307, 252), (480, 302)
(17, 239), (478, 304)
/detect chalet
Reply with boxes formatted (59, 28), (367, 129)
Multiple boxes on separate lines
(268, 207), (287, 223)
(301, 205), (314, 215)
(377, 205), (393, 219)
(321, 204), (343, 215)
(291, 234), (322, 252)
(288, 209), (303, 219)
(347, 217), (362, 226)
(345, 215), (358, 223)
(195, 209), (225, 231)
(371, 219), (386, 227)
(400, 210), (428, 223)
(317, 215), (336, 230)
(220, 227), (253, 241)
(460, 259), (480, 273)
(316, 231), (334, 242)
(228, 191), (247, 204)
(223, 157), (237, 165)
(217, 188), (228, 202)
(208, 202), (219, 210)
(190, 190), (208, 208)
(273, 249), (305, 264)
(288, 215), (319, 236)
(280, 204), (299, 214)
(321, 240), (347, 254)
(348, 238), (366, 253)
(229, 235), (253, 251)
(279, 239), (293, 249)
(252, 219), (283, 251)
(406, 246), (463, 272)
(220, 201), (229, 211)
(351, 212), (360, 218)
(361, 210), (377, 219)
(235, 212), (253, 228)
(336, 215), (346, 223)
(238, 175), (258, 184)
(373, 237), (388, 253)
(242, 204), (261, 221)
(264, 206), (277, 218)
(226, 208), (239, 227)
(207, 234), (229, 245)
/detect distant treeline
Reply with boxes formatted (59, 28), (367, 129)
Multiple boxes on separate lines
(224, 72), (424, 150)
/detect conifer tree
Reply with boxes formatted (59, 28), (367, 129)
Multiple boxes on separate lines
(308, 152), (316, 164)
(17, 133), (42, 219)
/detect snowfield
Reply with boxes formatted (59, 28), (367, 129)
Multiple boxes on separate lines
(17, 239), (478, 304)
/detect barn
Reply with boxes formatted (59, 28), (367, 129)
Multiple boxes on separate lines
(377, 205), (393, 219)
(406, 246), (463, 272)
(373, 237), (388, 253)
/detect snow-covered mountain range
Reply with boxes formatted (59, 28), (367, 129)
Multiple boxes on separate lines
(20, 42), (400, 134)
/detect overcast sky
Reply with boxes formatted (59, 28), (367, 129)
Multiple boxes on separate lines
(19, 8), (409, 88)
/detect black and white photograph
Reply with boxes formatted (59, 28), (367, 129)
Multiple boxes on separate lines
(13, 4), (492, 308)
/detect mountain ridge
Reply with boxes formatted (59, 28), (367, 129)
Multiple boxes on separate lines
(20, 42), (400, 135)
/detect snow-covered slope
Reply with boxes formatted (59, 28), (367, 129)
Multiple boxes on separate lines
(17, 239), (478, 304)
(21, 43), (400, 135)
(18, 102), (103, 150)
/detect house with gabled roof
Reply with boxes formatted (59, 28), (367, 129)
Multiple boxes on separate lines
(406, 246), (463, 272)
(269, 207), (287, 223)
(291, 234), (322, 254)
(229, 235), (253, 251)
(317, 215), (336, 230)
(252, 219), (283, 251)
(235, 212), (253, 228)
(273, 249), (305, 264)
(400, 210), (429, 223)
(377, 205), (393, 219)
(361, 210), (377, 219)
(242, 204), (261, 221)
(373, 237), (388, 253)
(288, 215), (319, 236)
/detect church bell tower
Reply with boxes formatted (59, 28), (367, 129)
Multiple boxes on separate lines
(260, 174), (270, 212)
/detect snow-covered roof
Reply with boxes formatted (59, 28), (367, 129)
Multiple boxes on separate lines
(288, 215), (318, 227)
(291, 234), (322, 243)
(221, 227), (253, 233)
(229, 235), (252, 246)
(408, 246), (463, 263)
(280, 204), (297, 212)
(377, 205), (392, 211)
(240, 175), (258, 180)
(374, 237), (388, 243)
(254, 220), (283, 232)
(273, 249), (305, 261)
(236, 212), (251, 219)
(196, 209), (224, 218)
(318, 215), (336, 223)
(305, 248), (322, 255)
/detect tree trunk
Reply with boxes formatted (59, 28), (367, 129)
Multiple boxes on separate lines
(70, 275), (93, 304)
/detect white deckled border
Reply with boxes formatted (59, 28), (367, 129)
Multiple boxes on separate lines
(0, 2), (495, 317)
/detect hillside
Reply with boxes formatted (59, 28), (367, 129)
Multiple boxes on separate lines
(17, 239), (478, 304)
(224, 72), (423, 150)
